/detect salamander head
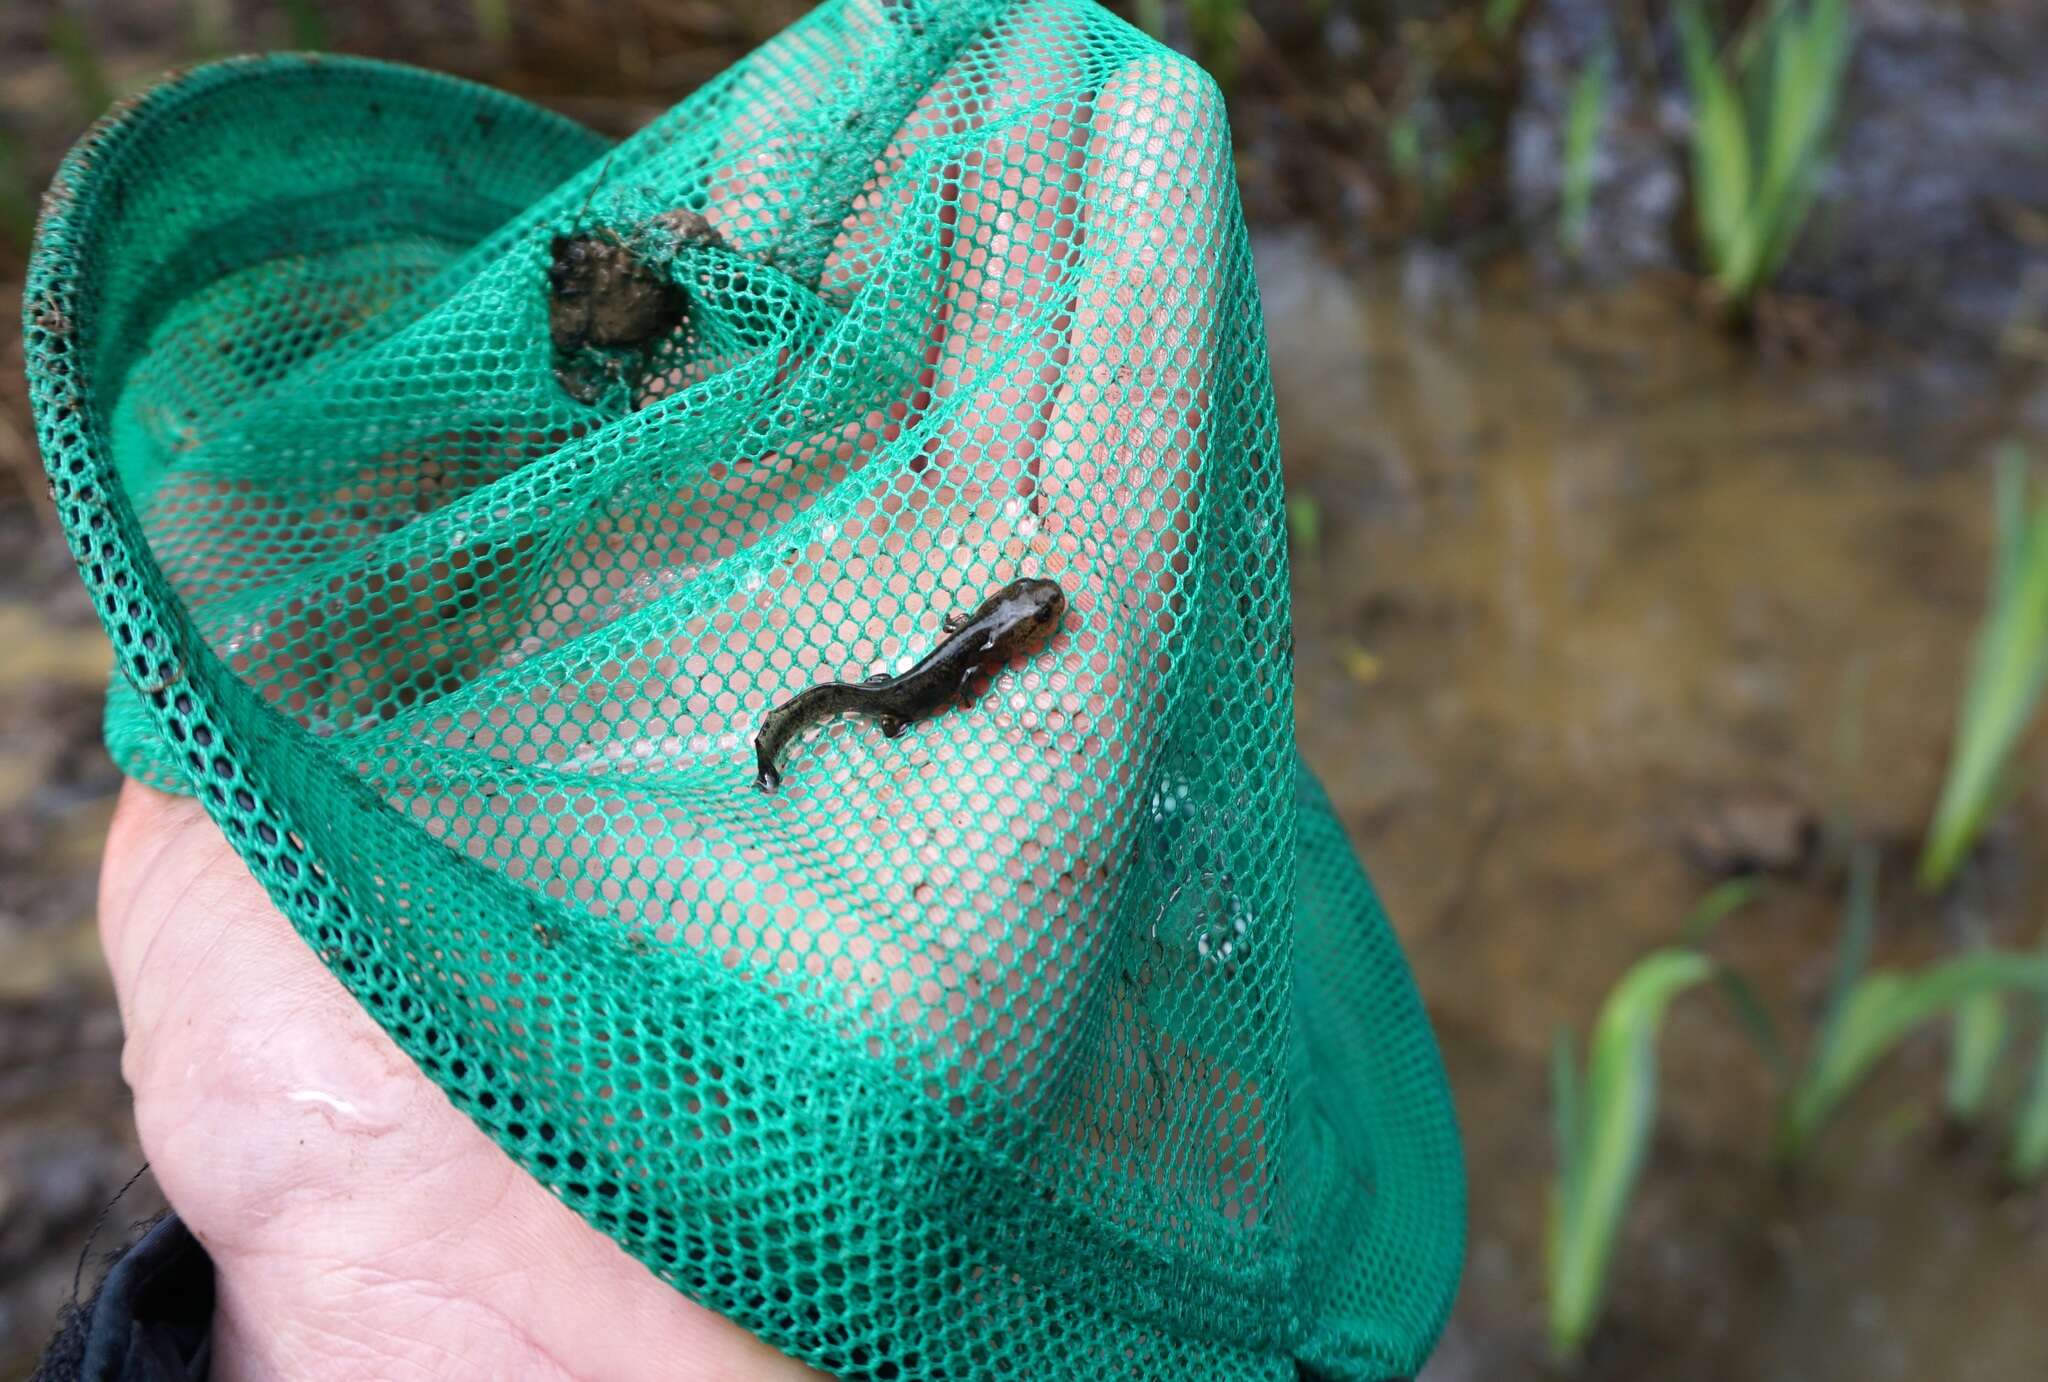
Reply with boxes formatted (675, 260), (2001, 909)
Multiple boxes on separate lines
(996, 577), (1067, 647)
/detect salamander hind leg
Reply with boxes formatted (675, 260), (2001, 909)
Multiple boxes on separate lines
(754, 733), (784, 792)
(878, 714), (909, 739)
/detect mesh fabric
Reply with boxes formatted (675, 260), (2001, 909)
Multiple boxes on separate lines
(24, 4), (1463, 1376)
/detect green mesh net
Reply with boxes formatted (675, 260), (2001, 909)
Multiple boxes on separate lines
(24, 2), (1462, 1375)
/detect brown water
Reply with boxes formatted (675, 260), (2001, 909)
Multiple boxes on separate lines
(1260, 230), (2048, 1379)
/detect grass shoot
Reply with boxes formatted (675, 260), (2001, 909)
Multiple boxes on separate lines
(1676, 0), (1854, 313)
(1919, 446), (2048, 890)
(1546, 948), (1717, 1362)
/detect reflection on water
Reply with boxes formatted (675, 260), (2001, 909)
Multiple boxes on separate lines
(1261, 229), (2048, 1380)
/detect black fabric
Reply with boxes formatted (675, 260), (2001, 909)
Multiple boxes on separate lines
(32, 1212), (214, 1382)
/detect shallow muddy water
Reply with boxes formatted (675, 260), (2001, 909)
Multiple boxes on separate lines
(1260, 229), (2048, 1379)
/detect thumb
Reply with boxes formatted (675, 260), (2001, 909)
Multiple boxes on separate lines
(96, 780), (825, 1380)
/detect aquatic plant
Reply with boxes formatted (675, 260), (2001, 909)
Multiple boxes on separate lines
(1919, 446), (2048, 890)
(1560, 46), (1612, 257)
(1544, 880), (1770, 1361)
(1676, 876), (1766, 947)
(1777, 851), (2048, 1160)
(1779, 952), (2048, 1160)
(1682, 877), (1788, 1071)
(1546, 948), (1717, 1362)
(2009, 1004), (2048, 1182)
(1384, 86), (1493, 232)
(1676, 0), (1854, 313)
(1946, 987), (2010, 1127)
(1547, 850), (2048, 1357)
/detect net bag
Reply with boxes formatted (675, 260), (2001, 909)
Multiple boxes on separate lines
(24, 3), (1463, 1376)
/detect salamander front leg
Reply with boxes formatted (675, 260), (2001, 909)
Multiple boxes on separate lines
(954, 662), (983, 709)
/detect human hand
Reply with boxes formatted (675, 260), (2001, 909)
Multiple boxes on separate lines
(98, 779), (827, 1381)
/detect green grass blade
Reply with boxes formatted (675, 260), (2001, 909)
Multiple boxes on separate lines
(1749, 0), (1853, 287)
(1560, 46), (1612, 256)
(1759, 3), (1806, 202)
(2009, 1005), (2048, 1181)
(1919, 450), (2048, 890)
(1388, 108), (1424, 184)
(1546, 1029), (1579, 1334)
(1817, 845), (1879, 1056)
(1286, 493), (1321, 563)
(1716, 966), (1790, 1081)
(1825, 655), (1870, 858)
(1946, 988), (2009, 1125)
(1677, 875), (1767, 948)
(1547, 949), (1716, 1361)
(1733, 0), (1792, 87)
(1677, 3), (1757, 297)
(1776, 846), (1875, 1161)
(1679, 0), (1853, 308)
(47, 12), (115, 122)
(1780, 950), (2048, 1162)
(1551, 1027), (1583, 1206)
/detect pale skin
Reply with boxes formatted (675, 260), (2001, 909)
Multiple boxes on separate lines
(100, 780), (830, 1381)
(91, 3), (1235, 1372)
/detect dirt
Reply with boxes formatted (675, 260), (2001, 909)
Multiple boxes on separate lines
(546, 229), (690, 403)
(546, 212), (723, 404)
(547, 233), (686, 354)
